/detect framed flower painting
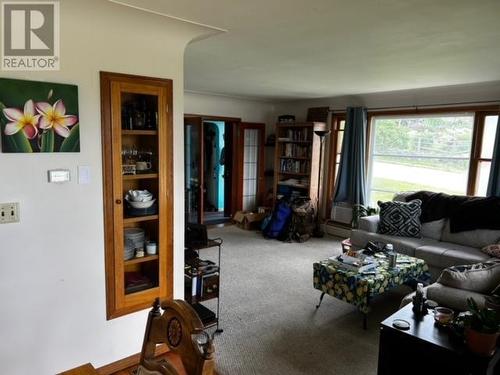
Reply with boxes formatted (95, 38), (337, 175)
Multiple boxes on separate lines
(0, 78), (79, 153)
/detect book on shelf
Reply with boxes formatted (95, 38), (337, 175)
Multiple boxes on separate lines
(283, 143), (309, 158)
(283, 128), (310, 141)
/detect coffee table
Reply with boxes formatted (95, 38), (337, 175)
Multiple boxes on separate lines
(313, 253), (429, 329)
(378, 304), (498, 374)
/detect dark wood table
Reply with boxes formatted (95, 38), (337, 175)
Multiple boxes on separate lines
(378, 304), (499, 375)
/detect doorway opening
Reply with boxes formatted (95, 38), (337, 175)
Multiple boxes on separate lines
(185, 115), (238, 225)
(203, 121), (230, 225)
(185, 115), (266, 225)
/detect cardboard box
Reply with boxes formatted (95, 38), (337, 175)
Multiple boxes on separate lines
(233, 210), (267, 230)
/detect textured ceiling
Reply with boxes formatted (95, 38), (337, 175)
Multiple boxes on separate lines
(112, 0), (500, 100)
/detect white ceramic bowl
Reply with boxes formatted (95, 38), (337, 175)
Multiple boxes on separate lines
(127, 190), (153, 202)
(126, 197), (156, 209)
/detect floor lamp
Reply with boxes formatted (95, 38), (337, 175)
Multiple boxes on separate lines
(313, 123), (331, 237)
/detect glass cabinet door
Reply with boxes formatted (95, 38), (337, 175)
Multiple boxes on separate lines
(101, 72), (173, 319)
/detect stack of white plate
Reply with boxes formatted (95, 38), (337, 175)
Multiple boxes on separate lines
(124, 228), (145, 259)
(124, 238), (135, 260)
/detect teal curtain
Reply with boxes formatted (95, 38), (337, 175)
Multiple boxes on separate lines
(487, 116), (500, 197)
(333, 107), (367, 205)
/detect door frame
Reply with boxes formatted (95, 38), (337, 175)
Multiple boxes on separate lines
(184, 114), (242, 223)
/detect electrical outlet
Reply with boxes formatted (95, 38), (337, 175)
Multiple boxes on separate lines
(0, 202), (19, 224)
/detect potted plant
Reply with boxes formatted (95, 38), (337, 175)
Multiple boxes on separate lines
(465, 297), (500, 356)
(351, 204), (378, 229)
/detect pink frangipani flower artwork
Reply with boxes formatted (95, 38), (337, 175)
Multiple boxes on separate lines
(0, 78), (80, 153)
(3, 99), (40, 139)
(36, 99), (78, 138)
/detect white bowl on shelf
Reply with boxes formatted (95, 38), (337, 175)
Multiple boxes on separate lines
(127, 190), (153, 202)
(125, 197), (156, 209)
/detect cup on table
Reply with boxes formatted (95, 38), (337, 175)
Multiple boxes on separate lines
(433, 307), (454, 325)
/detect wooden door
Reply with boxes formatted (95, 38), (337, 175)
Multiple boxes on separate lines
(235, 122), (266, 211)
(184, 116), (204, 223)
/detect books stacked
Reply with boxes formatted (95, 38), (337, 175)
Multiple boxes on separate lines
(185, 259), (220, 302)
(328, 253), (377, 273)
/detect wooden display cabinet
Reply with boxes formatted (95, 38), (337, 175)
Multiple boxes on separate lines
(273, 122), (323, 203)
(100, 72), (173, 319)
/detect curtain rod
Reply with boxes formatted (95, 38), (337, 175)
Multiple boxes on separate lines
(328, 99), (500, 113)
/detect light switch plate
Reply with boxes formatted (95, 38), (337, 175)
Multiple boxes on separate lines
(48, 169), (71, 183)
(0, 202), (19, 224)
(78, 166), (91, 185)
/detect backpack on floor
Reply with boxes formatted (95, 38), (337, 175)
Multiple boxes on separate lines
(262, 200), (292, 239)
(289, 197), (315, 242)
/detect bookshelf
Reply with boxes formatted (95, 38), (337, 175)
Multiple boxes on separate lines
(273, 122), (323, 204)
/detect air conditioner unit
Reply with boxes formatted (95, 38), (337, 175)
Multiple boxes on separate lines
(331, 203), (353, 224)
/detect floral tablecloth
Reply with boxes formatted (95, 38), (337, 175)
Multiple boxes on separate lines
(313, 254), (430, 313)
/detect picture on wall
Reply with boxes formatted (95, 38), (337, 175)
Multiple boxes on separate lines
(0, 78), (79, 153)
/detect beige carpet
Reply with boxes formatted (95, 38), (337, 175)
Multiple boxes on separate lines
(200, 225), (410, 375)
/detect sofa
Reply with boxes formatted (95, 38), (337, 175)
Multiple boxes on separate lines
(400, 261), (500, 311)
(351, 192), (500, 279)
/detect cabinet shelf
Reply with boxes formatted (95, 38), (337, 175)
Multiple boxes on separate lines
(124, 254), (159, 266)
(277, 182), (309, 189)
(123, 173), (158, 180)
(123, 215), (159, 224)
(122, 130), (157, 136)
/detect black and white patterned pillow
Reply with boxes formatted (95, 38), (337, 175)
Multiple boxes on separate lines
(377, 199), (422, 238)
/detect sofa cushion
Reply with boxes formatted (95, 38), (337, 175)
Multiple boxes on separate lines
(425, 283), (489, 312)
(400, 285), (488, 311)
(437, 261), (500, 294)
(358, 215), (379, 233)
(351, 229), (439, 257)
(441, 220), (500, 249)
(421, 219), (446, 241)
(482, 244), (500, 258)
(415, 243), (491, 269)
(378, 199), (422, 238)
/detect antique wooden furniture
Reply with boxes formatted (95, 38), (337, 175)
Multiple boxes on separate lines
(273, 122), (323, 204)
(137, 299), (216, 375)
(100, 72), (173, 319)
(57, 363), (98, 375)
(378, 303), (499, 375)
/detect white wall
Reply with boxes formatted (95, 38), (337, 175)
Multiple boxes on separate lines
(185, 91), (276, 133)
(0, 1), (216, 374)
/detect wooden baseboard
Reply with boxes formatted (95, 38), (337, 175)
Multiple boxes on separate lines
(97, 344), (169, 375)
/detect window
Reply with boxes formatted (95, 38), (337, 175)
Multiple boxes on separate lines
(473, 114), (499, 196)
(368, 114), (475, 205)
